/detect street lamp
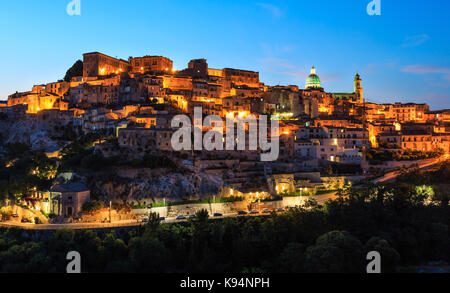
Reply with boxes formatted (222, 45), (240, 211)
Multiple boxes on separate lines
(109, 201), (112, 223)
(256, 193), (261, 212)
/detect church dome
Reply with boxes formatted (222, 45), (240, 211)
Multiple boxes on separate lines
(305, 66), (321, 89)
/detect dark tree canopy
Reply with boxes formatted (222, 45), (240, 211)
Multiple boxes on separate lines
(0, 162), (449, 273)
(64, 60), (83, 82)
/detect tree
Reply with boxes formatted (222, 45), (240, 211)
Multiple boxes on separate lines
(323, 164), (333, 176)
(278, 242), (305, 273)
(365, 237), (400, 273)
(82, 201), (103, 213)
(64, 60), (83, 82)
(412, 185), (435, 204)
(145, 212), (161, 232)
(303, 231), (364, 273)
(194, 209), (209, 224)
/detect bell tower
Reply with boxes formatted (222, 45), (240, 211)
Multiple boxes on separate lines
(354, 72), (363, 104)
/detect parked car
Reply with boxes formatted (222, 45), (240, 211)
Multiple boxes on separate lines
(159, 217), (166, 221)
(237, 210), (248, 215)
(250, 210), (259, 214)
(176, 215), (187, 220)
(262, 208), (272, 214)
(188, 214), (196, 219)
(213, 213), (223, 217)
(21, 218), (31, 223)
(277, 208), (286, 213)
(141, 217), (149, 223)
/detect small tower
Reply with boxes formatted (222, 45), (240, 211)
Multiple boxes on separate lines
(354, 72), (363, 104)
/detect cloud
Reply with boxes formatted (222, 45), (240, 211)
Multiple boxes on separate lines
(280, 71), (308, 79)
(259, 58), (307, 84)
(255, 3), (283, 18)
(320, 72), (342, 83)
(260, 58), (297, 71)
(364, 61), (398, 73)
(402, 64), (450, 87)
(402, 34), (430, 47)
(260, 43), (297, 57)
(402, 64), (450, 74)
(260, 58), (341, 85)
(414, 93), (449, 102)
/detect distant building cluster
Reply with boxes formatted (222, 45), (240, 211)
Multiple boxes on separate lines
(2, 50), (450, 216)
(1, 51), (449, 164)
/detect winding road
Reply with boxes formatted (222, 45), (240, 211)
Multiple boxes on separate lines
(372, 158), (443, 184)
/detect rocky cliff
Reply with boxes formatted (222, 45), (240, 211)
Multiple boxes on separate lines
(89, 168), (224, 203)
(0, 119), (61, 151)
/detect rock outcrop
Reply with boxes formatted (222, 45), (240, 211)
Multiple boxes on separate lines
(89, 169), (224, 203)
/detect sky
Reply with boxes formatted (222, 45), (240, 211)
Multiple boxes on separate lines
(0, 0), (449, 110)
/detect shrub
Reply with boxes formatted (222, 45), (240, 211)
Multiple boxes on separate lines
(82, 201), (103, 213)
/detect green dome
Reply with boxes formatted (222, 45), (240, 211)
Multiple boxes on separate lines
(305, 66), (321, 89)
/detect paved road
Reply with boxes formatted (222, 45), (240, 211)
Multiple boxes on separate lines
(372, 158), (443, 184)
(0, 193), (341, 231)
(0, 219), (143, 230)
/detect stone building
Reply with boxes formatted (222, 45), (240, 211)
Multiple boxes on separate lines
(83, 52), (129, 77)
(222, 68), (260, 88)
(333, 73), (364, 104)
(129, 55), (173, 73)
(51, 183), (91, 218)
(7, 91), (67, 114)
(118, 127), (174, 152)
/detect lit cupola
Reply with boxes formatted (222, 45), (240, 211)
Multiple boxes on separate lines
(305, 66), (321, 89)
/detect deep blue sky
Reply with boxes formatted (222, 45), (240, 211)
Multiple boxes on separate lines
(0, 0), (449, 109)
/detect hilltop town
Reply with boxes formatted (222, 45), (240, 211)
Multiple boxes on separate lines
(0, 51), (449, 225)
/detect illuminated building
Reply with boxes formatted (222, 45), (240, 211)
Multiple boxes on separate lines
(118, 127), (174, 152)
(305, 66), (321, 89)
(263, 86), (301, 116)
(50, 183), (91, 217)
(333, 73), (364, 104)
(163, 76), (193, 91)
(83, 52), (129, 77)
(129, 55), (173, 73)
(222, 96), (251, 117)
(7, 91), (67, 114)
(222, 68), (260, 88)
(294, 126), (369, 163)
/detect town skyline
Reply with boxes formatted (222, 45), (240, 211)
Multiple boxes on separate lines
(0, 50), (448, 111)
(1, 0), (450, 276)
(0, 0), (449, 110)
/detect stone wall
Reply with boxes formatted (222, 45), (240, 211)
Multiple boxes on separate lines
(368, 158), (436, 171)
(134, 201), (248, 218)
(132, 197), (315, 217)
